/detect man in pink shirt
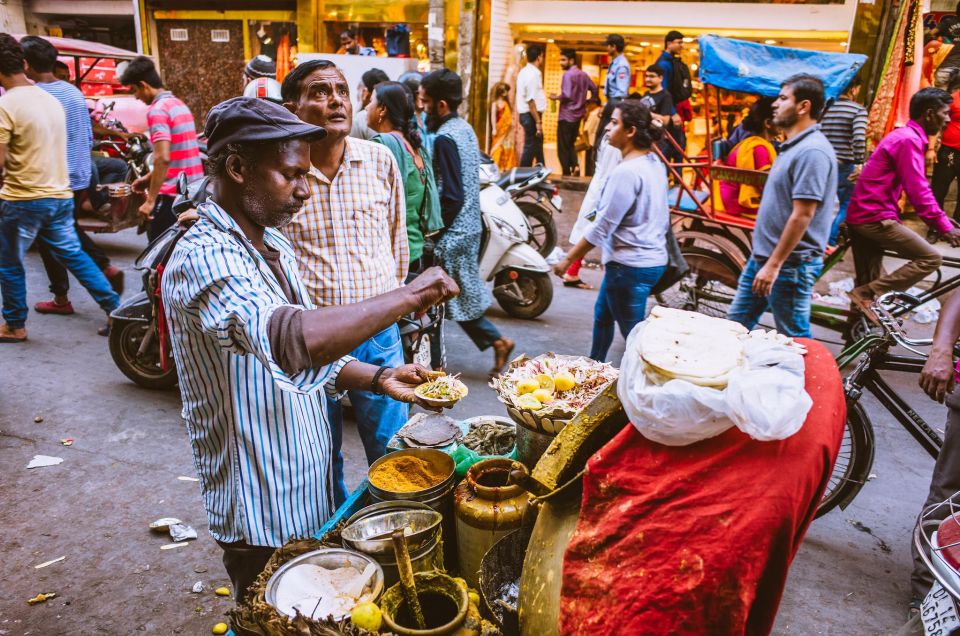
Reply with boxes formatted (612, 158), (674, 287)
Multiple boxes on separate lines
(846, 88), (960, 310)
(120, 56), (203, 241)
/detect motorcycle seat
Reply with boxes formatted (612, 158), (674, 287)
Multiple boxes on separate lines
(497, 167), (545, 188)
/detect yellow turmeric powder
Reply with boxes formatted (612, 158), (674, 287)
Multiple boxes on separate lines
(369, 456), (448, 492)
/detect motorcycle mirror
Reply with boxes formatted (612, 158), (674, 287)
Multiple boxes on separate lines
(176, 171), (188, 196)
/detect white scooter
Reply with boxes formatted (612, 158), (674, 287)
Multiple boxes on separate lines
(478, 161), (554, 319)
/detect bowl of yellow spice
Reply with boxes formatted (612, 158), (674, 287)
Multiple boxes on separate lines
(367, 449), (456, 512)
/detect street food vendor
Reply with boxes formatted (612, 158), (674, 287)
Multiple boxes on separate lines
(160, 96), (459, 602)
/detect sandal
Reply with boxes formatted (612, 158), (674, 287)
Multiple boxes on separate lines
(563, 278), (593, 289)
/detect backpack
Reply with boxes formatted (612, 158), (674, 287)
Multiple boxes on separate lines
(668, 56), (693, 104)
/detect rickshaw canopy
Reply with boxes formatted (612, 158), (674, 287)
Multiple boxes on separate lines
(13, 35), (139, 61)
(698, 35), (866, 100)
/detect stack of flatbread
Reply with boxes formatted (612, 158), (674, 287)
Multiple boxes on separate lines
(639, 306), (749, 389)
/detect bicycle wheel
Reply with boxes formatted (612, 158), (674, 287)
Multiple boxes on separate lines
(656, 246), (741, 318)
(816, 400), (875, 518)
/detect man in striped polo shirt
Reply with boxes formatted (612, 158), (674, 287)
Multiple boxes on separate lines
(120, 56), (203, 241)
(820, 76), (867, 247)
(21, 36), (124, 332)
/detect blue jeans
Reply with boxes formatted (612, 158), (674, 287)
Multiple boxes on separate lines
(726, 256), (822, 337)
(326, 324), (409, 506)
(829, 161), (856, 246)
(590, 262), (665, 362)
(0, 197), (120, 328)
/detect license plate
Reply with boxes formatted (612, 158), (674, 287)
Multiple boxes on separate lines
(550, 194), (563, 211)
(922, 582), (960, 635)
(414, 334), (432, 368)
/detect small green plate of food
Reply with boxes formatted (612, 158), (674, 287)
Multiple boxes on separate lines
(414, 373), (469, 408)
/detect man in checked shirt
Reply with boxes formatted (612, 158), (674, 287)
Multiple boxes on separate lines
(281, 60), (410, 504)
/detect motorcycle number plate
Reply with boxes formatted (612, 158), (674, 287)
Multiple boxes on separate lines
(922, 582), (960, 635)
(551, 194), (563, 210)
(414, 335), (432, 369)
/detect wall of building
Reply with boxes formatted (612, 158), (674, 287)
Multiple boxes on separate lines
(0, 0), (27, 33)
(507, 0), (859, 36)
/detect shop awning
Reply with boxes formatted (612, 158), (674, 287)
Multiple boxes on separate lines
(698, 35), (866, 99)
(12, 35), (140, 61)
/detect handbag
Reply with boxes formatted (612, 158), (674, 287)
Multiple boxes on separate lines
(651, 224), (689, 295)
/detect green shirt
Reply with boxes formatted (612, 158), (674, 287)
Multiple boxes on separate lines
(374, 132), (443, 263)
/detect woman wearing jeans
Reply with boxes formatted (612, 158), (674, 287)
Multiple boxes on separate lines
(554, 99), (669, 361)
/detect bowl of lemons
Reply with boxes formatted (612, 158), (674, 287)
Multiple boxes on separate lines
(489, 353), (618, 435)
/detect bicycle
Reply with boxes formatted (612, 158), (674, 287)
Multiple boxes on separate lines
(819, 291), (947, 517)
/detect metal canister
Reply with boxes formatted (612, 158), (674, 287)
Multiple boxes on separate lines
(368, 449), (458, 568)
(454, 458), (531, 589)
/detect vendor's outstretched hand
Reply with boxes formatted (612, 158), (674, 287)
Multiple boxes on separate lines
(380, 364), (446, 410)
(407, 267), (459, 311)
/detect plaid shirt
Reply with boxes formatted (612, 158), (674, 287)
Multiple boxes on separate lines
(282, 137), (408, 307)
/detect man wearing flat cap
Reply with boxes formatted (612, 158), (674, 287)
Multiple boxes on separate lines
(161, 97), (458, 602)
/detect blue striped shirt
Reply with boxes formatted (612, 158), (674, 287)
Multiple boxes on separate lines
(37, 80), (92, 191)
(162, 201), (353, 547)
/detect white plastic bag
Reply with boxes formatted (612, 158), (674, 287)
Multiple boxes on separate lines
(618, 322), (812, 446)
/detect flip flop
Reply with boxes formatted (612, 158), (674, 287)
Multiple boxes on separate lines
(563, 279), (594, 289)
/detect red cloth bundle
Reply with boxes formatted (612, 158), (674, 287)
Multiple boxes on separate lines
(558, 339), (845, 635)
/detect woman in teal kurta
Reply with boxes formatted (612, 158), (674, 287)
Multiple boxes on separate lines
(369, 81), (444, 271)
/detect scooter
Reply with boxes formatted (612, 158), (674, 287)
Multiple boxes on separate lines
(481, 155), (562, 258)
(108, 173), (202, 389)
(479, 165), (554, 320)
(914, 490), (960, 633)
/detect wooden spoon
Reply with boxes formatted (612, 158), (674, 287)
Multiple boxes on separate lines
(391, 528), (426, 629)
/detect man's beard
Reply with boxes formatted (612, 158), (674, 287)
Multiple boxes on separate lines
(426, 110), (443, 132)
(243, 191), (300, 228)
(773, 109), (798, 130)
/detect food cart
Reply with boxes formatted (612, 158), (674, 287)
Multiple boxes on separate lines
(657, 36), (865, 334)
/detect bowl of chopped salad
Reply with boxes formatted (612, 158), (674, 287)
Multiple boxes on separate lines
(489, 353), (619, 435)
(414, 373), (469, 408)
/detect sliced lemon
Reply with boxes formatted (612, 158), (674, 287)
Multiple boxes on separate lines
(516, 378), (539, 394)
(516, 394), (543, 410)
(536, 373), (555, 393)
(532, 388), (554, 404)
(554, 371), (576, 392)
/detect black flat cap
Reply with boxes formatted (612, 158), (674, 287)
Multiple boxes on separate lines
(204, 96), (326, 156)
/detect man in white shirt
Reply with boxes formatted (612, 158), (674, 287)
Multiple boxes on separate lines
(516, 44), (546, 166)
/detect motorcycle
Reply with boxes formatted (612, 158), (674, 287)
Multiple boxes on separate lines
(479, 164), (554, 319)
(481, 155), (562, 258)
(108, 173), (203, 389)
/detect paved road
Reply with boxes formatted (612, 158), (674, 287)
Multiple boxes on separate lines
(0, 227), (946, 634)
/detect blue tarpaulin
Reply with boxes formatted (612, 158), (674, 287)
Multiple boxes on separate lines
(698, 35), (867, 100)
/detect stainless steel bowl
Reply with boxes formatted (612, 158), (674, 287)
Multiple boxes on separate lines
(342, 508), (443, 556)
(264, 548), (384, 621)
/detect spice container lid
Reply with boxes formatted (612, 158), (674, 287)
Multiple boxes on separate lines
(367, 448), (455, 501)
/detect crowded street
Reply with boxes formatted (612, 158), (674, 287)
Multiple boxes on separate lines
(0, 225), (951, 634)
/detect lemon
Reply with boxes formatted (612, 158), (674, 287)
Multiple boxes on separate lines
(516, 394), (542, 410)
(532, 388), (554, 404)
(214, 586), (231, 597)
(554, 371), (576, 392)
(351, 601), (383, 632)
(516, 378), (539, 394)
(536, 373), (555, 393)
(211, 623), (228, 635)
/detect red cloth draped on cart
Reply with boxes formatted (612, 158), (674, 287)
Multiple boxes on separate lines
(558, 339), (845, 636)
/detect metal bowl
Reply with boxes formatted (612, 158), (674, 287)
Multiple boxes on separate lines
(264, 548), (384, 621)
(342, 508), (442, 556)
(367, 448), (456, 500)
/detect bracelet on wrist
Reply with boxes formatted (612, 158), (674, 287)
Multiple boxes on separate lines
(371, 365), (389, 395)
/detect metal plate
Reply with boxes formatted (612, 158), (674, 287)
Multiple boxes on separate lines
(922, 581), (960, 635)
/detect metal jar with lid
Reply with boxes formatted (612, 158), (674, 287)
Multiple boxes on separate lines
(454, 458), (531, 589)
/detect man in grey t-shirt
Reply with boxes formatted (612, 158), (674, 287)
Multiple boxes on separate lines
(727, 74), (838, 337)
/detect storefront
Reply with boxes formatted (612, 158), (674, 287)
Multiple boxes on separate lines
(484, 0), (868, 171)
